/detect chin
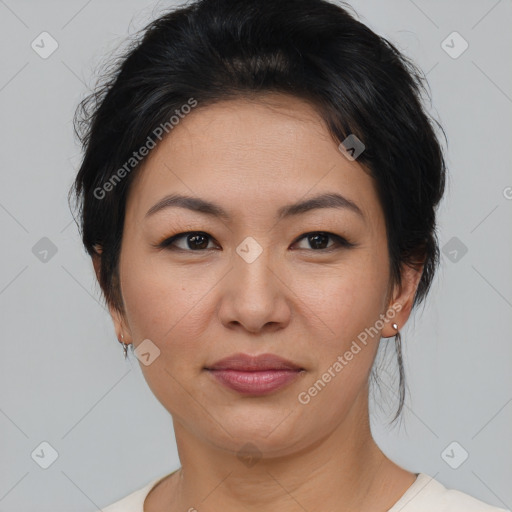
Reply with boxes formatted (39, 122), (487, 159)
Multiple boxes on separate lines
(204, 408), (310, 452)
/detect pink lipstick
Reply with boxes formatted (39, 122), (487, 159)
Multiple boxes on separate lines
(205, 353), (304, 395)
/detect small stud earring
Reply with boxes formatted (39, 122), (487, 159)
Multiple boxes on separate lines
(392, 323), (398, 330)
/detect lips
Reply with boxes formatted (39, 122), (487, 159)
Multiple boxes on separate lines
(205, 353), (305, 395)
(205, 353), (303, 372)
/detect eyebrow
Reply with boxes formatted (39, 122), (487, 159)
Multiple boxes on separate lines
(145, 192), (364, 221)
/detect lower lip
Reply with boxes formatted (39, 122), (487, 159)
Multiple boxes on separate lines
(207, 369), (303, 395)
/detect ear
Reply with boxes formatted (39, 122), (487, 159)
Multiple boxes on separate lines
(380, 263), (423, 338)
(108, 306), (132, 346)
(92, 245), (132, 345)
(92, 247), (102, 283)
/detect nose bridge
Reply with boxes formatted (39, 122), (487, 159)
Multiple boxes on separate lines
(233, 234), (275, 294)
(218, 234), (289, 331)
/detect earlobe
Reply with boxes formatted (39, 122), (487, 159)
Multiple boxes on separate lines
(380, 305), (402, 338)
(110, 306), (132, 345)
(381, 264), (423, 338)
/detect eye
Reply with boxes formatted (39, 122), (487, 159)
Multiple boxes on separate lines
(291, 232), (355, 251)
(156, 231), (219, 252)
(155, 230), (355, 253)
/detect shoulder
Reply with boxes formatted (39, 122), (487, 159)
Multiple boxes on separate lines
(390, 473), (510, 512)
(101, 475), (167, 512)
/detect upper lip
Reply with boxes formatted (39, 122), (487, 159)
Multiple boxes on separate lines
(205, 353), (303, 371)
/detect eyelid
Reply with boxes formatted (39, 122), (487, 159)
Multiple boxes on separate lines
(153, 231), (219, 250)
(153, 230), (356, 252)
(291, 232), (356, 250)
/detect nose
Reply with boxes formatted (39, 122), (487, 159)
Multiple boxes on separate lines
(217, 244), (291, 334)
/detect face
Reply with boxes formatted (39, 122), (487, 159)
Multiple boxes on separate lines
(106, 94), (419, 457)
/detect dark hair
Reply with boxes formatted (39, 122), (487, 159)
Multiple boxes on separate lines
(69, 0), (446, 423)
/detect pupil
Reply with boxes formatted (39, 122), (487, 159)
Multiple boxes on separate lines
(189, 234), (208, 250)
(309, 233), (328, 249)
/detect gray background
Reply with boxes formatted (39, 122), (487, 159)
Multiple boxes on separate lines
(0, 0), (511, 510)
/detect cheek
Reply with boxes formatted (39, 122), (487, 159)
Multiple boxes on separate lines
(292, 254), (390, 419)
(292, 249), (390, 340)
(123, 270), (193, 339)
(119, 247), (221, 356)
(119, 253), (214, 413)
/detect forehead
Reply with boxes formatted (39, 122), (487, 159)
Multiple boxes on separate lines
(125, 94), (380, 225)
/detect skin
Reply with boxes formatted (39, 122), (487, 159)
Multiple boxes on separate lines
(94, 93), (423, 511)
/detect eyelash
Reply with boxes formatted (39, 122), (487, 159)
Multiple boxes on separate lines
(154, 231), (356, 253)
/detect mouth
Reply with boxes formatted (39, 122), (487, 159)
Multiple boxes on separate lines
(204, 353), (305, 395)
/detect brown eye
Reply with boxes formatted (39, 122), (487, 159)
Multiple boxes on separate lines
(292, 232), (355, 251)
(158, 232), (218, 251)
(155, 230), (355, 253)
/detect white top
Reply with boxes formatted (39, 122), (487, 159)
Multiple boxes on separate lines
(101, 472), (510, 512)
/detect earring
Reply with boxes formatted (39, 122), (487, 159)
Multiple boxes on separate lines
(393, 324), (405, 410)
(120, 333), (129, 359)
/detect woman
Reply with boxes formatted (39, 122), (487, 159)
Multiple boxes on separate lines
(70, 0), (507, 510)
